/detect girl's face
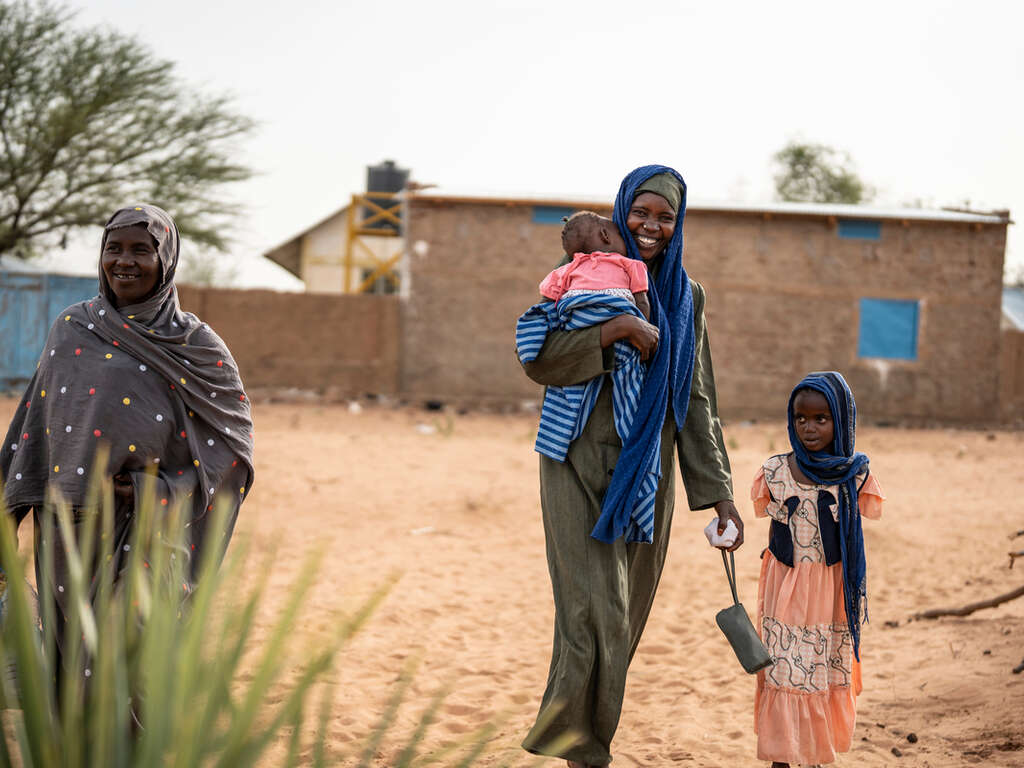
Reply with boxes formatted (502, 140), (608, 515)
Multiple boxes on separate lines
(101, 224), (161, 307)
(792, 389), (834, 453)
(626, 192), (677, 262)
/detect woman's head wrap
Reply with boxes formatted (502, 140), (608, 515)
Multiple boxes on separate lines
(2, 205), (254, 531)
(99, 204), (180, 316)
(635, 173), (683, 213)
(590, 165), (696, 543)
(787, 371), (870, 660)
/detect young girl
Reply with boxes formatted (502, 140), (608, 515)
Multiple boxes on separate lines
(750, 372), (883, 767)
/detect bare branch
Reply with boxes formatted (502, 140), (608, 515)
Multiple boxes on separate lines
(913, 583), (1024, 620)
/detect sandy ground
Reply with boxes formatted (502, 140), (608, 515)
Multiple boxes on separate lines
(3, 397), (1024, 766)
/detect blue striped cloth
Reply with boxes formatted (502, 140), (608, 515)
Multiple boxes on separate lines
(516, 293), (662, 543)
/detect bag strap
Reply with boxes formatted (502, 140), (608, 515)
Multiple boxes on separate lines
(721, 549), (739, 605)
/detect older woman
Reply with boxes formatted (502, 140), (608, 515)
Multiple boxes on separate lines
(1, 204), (253, 657)
(521, 166), (743, 767)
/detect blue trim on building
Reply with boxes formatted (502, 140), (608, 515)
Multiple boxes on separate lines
(858, 297), (919, 360)
(838, 219), (881, 240)
(532, 205), (576, 225)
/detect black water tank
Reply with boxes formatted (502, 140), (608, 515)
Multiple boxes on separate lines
(363, 160), (409, 232)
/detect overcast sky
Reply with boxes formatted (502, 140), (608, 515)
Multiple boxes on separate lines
(66, 0), (1023, 288)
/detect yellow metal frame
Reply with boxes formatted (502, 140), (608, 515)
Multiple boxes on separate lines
(343, 192), (403, 293)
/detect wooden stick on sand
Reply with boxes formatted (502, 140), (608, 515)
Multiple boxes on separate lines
(913, 583), (1024, 620)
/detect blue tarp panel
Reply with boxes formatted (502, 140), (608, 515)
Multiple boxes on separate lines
(0, 271), (97, 391)
(858, 297), (919, 360)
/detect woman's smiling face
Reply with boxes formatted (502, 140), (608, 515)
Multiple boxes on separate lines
(101, 224), (161, 307)
(626, 191), (677, 262)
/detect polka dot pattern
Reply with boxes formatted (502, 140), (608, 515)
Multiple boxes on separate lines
(5, 270), (252, 559)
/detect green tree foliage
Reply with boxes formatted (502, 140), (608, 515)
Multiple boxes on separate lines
(0, 0), (254, 257)
(772, 141), (874, 205)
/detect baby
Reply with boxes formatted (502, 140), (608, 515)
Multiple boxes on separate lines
(539, 211), (651, 319)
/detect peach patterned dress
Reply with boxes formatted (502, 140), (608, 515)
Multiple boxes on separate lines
(750, 453), (884, 766)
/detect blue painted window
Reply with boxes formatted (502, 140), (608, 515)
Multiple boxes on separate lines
(533, 205), (575, 225)
(838, 219), (881, 240)
(858, 298), (919, 360)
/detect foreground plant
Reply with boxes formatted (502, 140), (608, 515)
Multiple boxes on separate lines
(0, 472), (387, 767)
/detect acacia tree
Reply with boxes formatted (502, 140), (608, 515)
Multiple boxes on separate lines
(0, 0), (255, 258)
(772, 141), (873, 204)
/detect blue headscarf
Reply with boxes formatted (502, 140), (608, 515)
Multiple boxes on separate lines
(788, 371), (870, 660)
(590, 165), (696, 543)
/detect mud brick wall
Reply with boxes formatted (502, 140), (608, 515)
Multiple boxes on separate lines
(177, 287), (400, 394)
(403, 198), (1007, 423)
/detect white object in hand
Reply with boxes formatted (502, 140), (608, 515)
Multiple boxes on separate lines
(704, 517), (738, 548)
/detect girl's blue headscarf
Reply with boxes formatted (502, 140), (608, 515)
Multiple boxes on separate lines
(590, 165), (696, 543)
(788, 371), (870, 660)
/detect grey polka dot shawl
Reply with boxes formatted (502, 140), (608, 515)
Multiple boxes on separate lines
(1, 204), (254, 525)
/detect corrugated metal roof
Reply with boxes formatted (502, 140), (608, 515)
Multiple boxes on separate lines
(411, 187), (1010, 225)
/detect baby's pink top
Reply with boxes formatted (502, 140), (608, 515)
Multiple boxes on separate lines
(539, 251), (649, 301)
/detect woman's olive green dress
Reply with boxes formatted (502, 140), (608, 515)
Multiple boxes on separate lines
(521, 280), (733, 766)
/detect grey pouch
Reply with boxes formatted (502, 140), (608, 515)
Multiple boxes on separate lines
(714, 550), (773, 674)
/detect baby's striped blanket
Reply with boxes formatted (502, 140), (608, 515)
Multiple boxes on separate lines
(515, 293), (661, 543)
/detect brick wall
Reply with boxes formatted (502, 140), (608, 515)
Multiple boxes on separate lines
(176, 286), (400, 394)
(403, 198), (1007, 423)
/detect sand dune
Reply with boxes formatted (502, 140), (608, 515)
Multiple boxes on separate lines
(4, 397), (1023, 766)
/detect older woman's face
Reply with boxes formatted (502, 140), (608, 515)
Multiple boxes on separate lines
(626, 191), (677, 262)
(101, 224), (160, 307)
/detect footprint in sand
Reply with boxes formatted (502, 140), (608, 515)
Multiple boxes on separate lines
(641, 644), (673, 655)
(443, 703), (475, 716)
(666, 749), (693, 760)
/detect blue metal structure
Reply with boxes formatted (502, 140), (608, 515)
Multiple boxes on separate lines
(0, 270), (97, 391)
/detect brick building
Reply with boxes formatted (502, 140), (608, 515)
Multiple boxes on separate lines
(266, 189), (1011, 424)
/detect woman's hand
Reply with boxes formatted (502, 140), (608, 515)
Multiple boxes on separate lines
(112, 472), (134, 503)
(601, 315), (659, 361)
(714, 499), (744, 551)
